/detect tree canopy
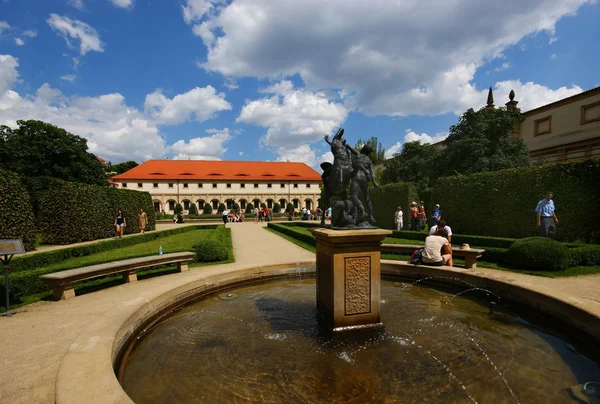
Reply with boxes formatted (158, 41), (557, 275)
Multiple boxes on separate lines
(110, 160), (139, 175)
(355, 136), (386, 165)
(0, 120), (108, 185)
(381, 141), (442, 193)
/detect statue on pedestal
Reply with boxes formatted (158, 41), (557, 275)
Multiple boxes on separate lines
(319, 128), (378, 229)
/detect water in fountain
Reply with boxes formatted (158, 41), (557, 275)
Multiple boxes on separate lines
(119, 277), (600, 403)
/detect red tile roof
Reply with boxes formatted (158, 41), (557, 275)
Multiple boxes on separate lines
(111, 160), (322, 181)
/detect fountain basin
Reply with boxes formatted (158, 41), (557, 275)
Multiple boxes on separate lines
(54, 261), (600, 403)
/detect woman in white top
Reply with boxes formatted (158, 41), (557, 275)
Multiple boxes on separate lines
(422, 228), (453, 267)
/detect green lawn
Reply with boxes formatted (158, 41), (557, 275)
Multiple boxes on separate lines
(5, 226), (233, 311)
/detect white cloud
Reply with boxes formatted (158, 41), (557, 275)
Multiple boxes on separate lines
(384, 142), (402, 159)
(171, 128), (232, 160)
(384, 130), (449, 159)
(237, 81), (348, 149)
(275, 144), (319, 167)
(189, 0), (592, 116)
(61, 74), (77, 82)
(0, 54), (19, 94)
(144, 86), (231, 125)
(14, 38), (24, 46)
(548, 36), (558, 44)
(0, 21), (10, 36)
(68, 0), (85, 9)
(492, 62), (511, 72)
(22, 30), (37, 38)
(488, 80), (582, 111)
(238, 151), (244, 156)
(110, 0), (133, 9)
(550, 53), (558, 60)
(47, 14), (104, 56)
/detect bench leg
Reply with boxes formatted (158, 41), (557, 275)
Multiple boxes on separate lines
(123, 271), (137, 283)
(177, 262), (189, 272)
(54, 285), (75, 301)
(464, 257), (477, 269)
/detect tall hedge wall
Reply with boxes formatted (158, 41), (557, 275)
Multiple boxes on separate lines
(0, 169), (37, 251)
(371, 182), (419, 230)
(37, 181), (155, 244)
(430, 159), (600, 243)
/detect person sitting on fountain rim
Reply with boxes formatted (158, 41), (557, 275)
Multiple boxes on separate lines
(429, 219), (452, 243)
(422, 228), (453, 267)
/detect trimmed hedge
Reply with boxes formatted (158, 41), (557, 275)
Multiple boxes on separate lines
(267, 223), (316, 246)
(371, 182), (419, 230)
(430, 159), (600, 243)
(390, 230), (516, 249)
(203, 204), (214, 214)
(0, 169), (37, 251)
(570, 245), (600, 267)
(36, 180), (155, 244)
(507, 237), (571, 272)
(193, 239), (228, 262)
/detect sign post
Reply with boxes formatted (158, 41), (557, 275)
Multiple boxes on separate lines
(0, 239), (25, 317)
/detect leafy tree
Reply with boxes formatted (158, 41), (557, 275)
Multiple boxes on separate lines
(441, 107), (529, 176)
(355, 136), (386, 165)
(110, 160), (138, 175)
(174, 203), (183, 214)
(0, 120), (107, 185)
(381, 141), (442, 193)
(188, 203), (198, 215)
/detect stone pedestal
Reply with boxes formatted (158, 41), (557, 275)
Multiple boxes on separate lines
(310, 227), (392, 333)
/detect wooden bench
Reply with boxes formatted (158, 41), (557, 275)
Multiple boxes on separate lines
(381, 244), (485, 269)
(39, 252), (196, 300)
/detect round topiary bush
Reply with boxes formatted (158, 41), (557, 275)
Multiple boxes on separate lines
(245, 203), (254, 214)
(203, 204), (213, 214)
(273, 202), (281, 213)
(286, 203), (294, 213)
(507, 237), (571, 271)
(193, 239), (228, 262)
(570, 245), (600, 267)
(188, 203), (198, 215)
(218, 203), (226, 213)
(174, 203), (183, 214)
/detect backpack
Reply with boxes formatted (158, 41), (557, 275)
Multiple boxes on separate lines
(409, 247), (424, 265)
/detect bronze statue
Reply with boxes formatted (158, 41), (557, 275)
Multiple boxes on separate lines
(319, 128), (378, 229)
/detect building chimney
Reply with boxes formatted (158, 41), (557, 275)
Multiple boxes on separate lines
(505, 89), (519, 111)
(485, 87), (494, 110)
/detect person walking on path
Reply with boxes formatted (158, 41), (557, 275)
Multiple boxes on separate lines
(222, 209), (229, 225)
(114, 210), (126, 238)
(431, 204), (442, 227)
(138, 208), (148, 234)
(418, 201), (427, 231)
(394, 206), (404, 230)
(536, 191), (558, 237)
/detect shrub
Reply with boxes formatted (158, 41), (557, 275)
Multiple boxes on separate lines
(507, 237), (571, 271)
(217, 203), (226, 213)
(174, 203), (183, 215)
(203, 204), (213, 214)
(286, 203), (294, 213)
(570, 245), (600, 266)
(188, 203), (198, 215)
(260, 203), (267, 209)
(245, 203), (254, 214)
(193, 239), (228, 262)
(273, 202), (281, 213)
(430, 159), (600, 243)
(0, 170), (37, 251)
(371, 182), (419, 230)
(36, 180), (155, 244)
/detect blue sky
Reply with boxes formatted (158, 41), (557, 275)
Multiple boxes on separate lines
(0, 0), (598, 166)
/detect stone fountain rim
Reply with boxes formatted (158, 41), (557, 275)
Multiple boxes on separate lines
(54, 260), (600, 404)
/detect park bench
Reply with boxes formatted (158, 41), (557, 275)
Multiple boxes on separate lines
(39, 252), (196, 301)
(381, 244), (485, 269)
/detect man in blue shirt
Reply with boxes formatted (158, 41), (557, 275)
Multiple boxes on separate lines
(535, 191), (558, 237)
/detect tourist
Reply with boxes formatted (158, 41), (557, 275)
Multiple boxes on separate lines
(259, 208), (264, 222)
(302, 207), (307, 220)
(114, 210), (126, 238)
(429, 219), (452, 243)
(173, 213), (177, 224)
(418, 201), (427, 230)
(316, 207), (322, 221)
(264, 207), (270, 222)
(290, 209), (295, 221)
(138, 208), (148, 234)
(394, 206), (403, 230)
(535, 191), (558, 237)
(431, 204), (442, 227)
(409, 202), (419, 231)
(222, 208), (229, 225)
(422, 228), (453, 267)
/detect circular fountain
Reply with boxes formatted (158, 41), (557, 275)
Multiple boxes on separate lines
(117, 276), (600, 403)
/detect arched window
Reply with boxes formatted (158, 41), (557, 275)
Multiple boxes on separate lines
(252, 198), (261, 207)
(266, 199), (274, 209)
(211, 199), (219, 210)
(293, 199), (300, 209)
(225, 199), (234, 209)
(197, 199), (205, 208)
(239, 199), (247, 210)
(305, 199), (312, 210)
(153, 200), (161, 213)
(182, 199), (191, 210)
(279, 199), (287, 207)
(167, 200), (176, 211)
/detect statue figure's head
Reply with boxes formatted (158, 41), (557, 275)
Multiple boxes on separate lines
(360, 144), (373, 156)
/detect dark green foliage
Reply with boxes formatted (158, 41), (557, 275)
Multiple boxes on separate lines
(507, 237), (571, 271)
(355, 137), (386, 165)
(273, 202), (281, 213)
(203, 203), (213, 214)
(217, 203), (226, 213)
(442, 107), (529, 177)
(0, 120), (107, 185)
(267, 223), (316, 246)
(36, 180), (155, 244)
(430, 159), (600, 243)
(260, 203), (267, 209)
(389, 230), (516, 249)
(188, 203), (198, 215)
(371, 182), (419, 229)
(570, 245), (600, 266)
(286, 203), (294, 213)
(480, 247), (509, 264)
(109, 161), (138, 175)
(245, 203), (254, 214)
(174, 203), (183, 215)
(0, 169), (37, 251)
(193, 239), (228, 262)
(381, 141), (443, 193)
